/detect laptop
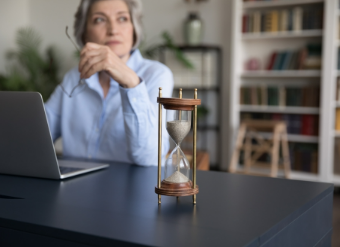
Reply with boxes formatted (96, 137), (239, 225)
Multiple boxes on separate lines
(0, 91), (109, 179)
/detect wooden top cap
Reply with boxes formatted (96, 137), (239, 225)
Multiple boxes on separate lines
(157, 97), (201, 110)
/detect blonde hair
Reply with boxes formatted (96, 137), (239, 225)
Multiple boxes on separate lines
(74, 0), (143, 50)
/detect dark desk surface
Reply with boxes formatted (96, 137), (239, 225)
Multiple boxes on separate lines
(0, 161), (334, 247)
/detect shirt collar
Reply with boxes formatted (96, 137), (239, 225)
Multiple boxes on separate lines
(84, 72), (104, 98)
(126, 49), (143, 71)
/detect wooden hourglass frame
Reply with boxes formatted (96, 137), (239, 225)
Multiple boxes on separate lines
(155, 87), (201, 204)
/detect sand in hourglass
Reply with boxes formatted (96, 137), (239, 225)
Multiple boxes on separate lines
(166, 120), (191, 144)
(166, 120), (191, 182)
(165, 170), (189, 183)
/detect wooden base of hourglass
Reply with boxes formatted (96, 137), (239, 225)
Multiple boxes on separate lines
(155, 180), (199, 197)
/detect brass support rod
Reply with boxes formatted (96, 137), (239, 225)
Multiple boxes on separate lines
(179, 88), (182, 120)
(193, 89), (197, 204)
(178, 88), (182, 172)
(158, 87), (162, 204)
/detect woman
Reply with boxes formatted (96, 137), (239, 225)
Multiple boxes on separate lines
(45, 0), (173, 166)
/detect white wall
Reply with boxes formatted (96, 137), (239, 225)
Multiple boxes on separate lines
(0, 0), (79, 75)
(29, 0), (80, 75)
(143, 0), (229, 47)
(0, 0), (30, 74)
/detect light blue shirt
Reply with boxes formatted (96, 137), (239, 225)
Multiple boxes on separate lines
(45, 49), (173, 166)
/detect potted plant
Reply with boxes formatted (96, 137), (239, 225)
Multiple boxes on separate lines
(0, 27), (61, 101)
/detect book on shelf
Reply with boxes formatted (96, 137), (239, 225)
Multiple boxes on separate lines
(266, 52), (277, 70)
(260, 85), (267, 105)
(267, 10), (279, 32)
(281, 52), (293, 71)
(240, 85), (320, 107)
(278, 52), (289, 70)
(267, 87), (279, 106)
(289, 143), (318, 174)
(297, 48), (308, 70)
(253, 11), (261, 33)
(242, 6), (323, 34)
(303, 44), (322, 69)
(240, 112), (319, 136)
(339, 16), (340, 39)
(262, 43), (322, 71)
(279, 86), (286, 106)
(338, 48), (340, 70)
(302, 86), (319, 107)
(248, 12), (253, 33)
(242, 14), (247, 33)
(251, 87), (260, 105)
(334, 138), (340, 175)
(272, 52), (283, 70)
(279, 9), (288, 32)
(301, 114), (319, 136)
(286, 88), (302, 106)
(290, 115), (302, 134)
(336, 78), (340, 101)
(292, 7), (303, 31)
(303, 6), (323, 30)
(335, 108), (340, 131)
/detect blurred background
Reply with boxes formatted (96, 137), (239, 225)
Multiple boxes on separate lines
(2, 0), (340, 179)
(3, 0), (340, 181)
(0, 0), (231, 171)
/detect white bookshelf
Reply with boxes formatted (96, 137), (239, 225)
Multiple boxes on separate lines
(240, 105), (319, 114)
(241, 70), (321, 78)
(228, 0), (339, 184)
(289, 171), (320, 182)
(242, 30), (323, 40)
(328, 0), (340, 186)
(236, 167), (320, 182)
(243, 0), (324, 9)
(333, 175), (340, 186)
(285, 134), (319, 143)
(254, 132), (319, 143)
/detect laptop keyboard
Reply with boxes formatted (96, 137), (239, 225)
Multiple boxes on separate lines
(59, 166), (84, 175)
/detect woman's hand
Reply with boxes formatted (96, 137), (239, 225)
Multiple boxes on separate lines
(78, 42), (139, 88)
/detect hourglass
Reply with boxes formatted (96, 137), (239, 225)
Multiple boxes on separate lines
(155, 88), (201, 204)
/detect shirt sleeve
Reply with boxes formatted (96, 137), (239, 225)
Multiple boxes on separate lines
(119, 66), (173, 166)
(44, 76), (66, 142)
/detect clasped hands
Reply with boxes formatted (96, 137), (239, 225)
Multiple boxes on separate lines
(78, 42), (139, 88)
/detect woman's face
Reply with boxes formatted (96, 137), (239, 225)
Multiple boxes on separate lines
(85, 0), (134, 61)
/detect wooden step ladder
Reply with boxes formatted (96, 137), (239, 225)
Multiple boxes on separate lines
(229, 120), (291, 178)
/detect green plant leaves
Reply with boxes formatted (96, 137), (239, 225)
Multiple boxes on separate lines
(142, 31), (194, 69)
(0, 27), (61, 101)
(197, 105), (209, 119)
(16, 27), (42, 51)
